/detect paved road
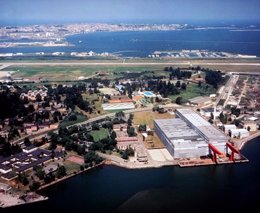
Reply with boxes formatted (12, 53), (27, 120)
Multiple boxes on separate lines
(215, 74), (239, 107)
(68, 106), (153, 128)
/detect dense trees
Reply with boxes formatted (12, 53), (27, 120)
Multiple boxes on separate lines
(168, 68), (192, 80)
(18, 172), (29, 185)
(127, 126), (136, 137)
(29, 181), (40, 191)
(205, 70), (223, 89)
(0, 137), (22, 157)
(0, 90), (26, 120)
(84, 150), (103, 165)
(56, 165), (67, 178)
(147, 80), (179, 98)
(34, 165), (45, 180)
(121, 147), (135, 160)
(231, 107), (241, 117)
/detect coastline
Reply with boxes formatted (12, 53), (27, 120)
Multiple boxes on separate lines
(237, 132), (260, 150)
(0, 162), (105, 209)
(37, 162), (105, 191)
(2, 132), (259, 208)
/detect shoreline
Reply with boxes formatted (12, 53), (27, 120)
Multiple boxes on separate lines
(0, 162), (105, 209)
(1, 134), (259, 208)
(37, 162), (105, 192)
(237, 131), (260, 150)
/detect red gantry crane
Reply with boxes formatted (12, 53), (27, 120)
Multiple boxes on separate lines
(208, 143), (224, 163)
(226, 142), (240, 161)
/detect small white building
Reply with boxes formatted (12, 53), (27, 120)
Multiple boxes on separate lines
(200, 108), (221, 118)
(230, 129), (249, 139)
(223, 124), (237, 134)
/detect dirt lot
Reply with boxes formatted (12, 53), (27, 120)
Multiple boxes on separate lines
(134, 111), (173, 149)
(133, 111), (174, 128)
(67, 155), (84, 165)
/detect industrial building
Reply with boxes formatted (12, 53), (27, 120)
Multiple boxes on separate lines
(154, 109), (228, 158)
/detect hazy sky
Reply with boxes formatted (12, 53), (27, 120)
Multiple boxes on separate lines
(1, 0), (260, 25)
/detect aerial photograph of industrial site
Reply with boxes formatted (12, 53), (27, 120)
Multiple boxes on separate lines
(0, 0), (260, 212)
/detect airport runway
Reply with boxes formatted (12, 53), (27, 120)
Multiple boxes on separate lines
(1, 62), (260, 67)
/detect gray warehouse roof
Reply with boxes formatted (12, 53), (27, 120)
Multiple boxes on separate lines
(154, 118), (201, 140)
(176, 109), (228, 143)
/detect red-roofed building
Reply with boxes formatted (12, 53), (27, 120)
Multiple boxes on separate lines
(116, 136), (139, 150)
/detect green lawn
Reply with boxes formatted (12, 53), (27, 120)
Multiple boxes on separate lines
(63, 161), (81, 174)
(89, 128), (109, 142)
(169, 83), (216, 102)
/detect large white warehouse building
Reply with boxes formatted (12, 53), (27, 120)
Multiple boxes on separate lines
(154, 109), (228, 158)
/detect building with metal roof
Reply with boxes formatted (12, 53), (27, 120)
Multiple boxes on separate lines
(154, 109), (228, 158)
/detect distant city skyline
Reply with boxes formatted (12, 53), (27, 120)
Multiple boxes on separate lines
(1, 0), (260, 25)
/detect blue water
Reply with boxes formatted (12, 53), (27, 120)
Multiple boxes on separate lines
(1, 30), (260, 57)
(2, 136), (260, 213)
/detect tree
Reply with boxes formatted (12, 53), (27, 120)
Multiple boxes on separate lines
(111, 131), (117, 140)
(127, 118), (132, 126)
(34, 166), (45, 180)
(80, 165), (84, 171)
(138, 124), (147, 132)
(56, 165), (67, 178)
(208, 118), (213, 124)
(44, 173), (55, 184)
(176, 96), (183, 105)
(84, 151), (103, 164)
(205, 70), (223, 89)
(181, 83), (187, 90)
(233, 119), (240, 127)
(49, 141), (57, 150)
(36, 93), (42, 102)
(126, 147), (134, 156)
(129, 113), (134, 120)
(122, 151), (129, 160)
(64, 140), (73, 151)
(127, 127), (136, 137)
(29, 181), (40, 191)
(68, 114), (77, 121)
(92, 123), (100, 130)
(231, 107), (240, 117)
(219, 112), (225, 124)
(115, 111), (125, 119)
(210, 112), (214, 120)
(24, 137), (32, 147)
(18, 172), (29, 185)
(175, 81), (181, 88)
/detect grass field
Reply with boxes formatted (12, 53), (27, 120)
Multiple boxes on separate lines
(89, 128), (109, 142)
(169, 83), (216, 102)
(81, 93), (107, 118)
(3, 65), (168, 81)
(63, 159), (81, 174)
